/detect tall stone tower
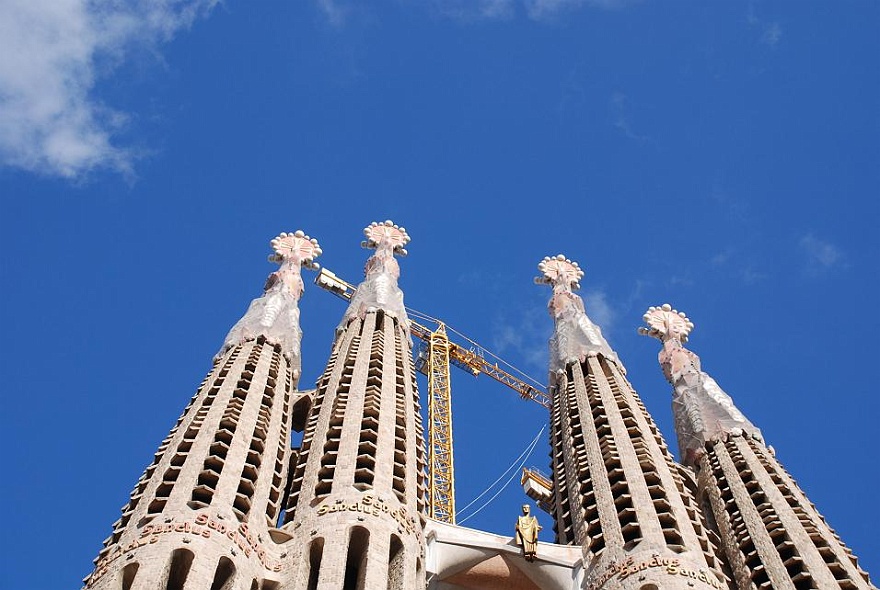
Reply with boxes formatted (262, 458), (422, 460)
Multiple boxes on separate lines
(282, 221), (427, 590)
(640, 304), (875, 590)
(536, 255), (727, 590)
(83, 231), (322, 590)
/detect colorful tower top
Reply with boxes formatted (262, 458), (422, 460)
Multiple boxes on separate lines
(639, 303), (761, 467)
(342, 220), (411, 327)
(535, 254), (619, 371)
(218, 230), (321, 371)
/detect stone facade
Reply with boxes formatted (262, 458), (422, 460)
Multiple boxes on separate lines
(85, 236), (874, 590)
(83, 231), (320, 590)
(537, 256), (727, 590)
(642, 303), (874, 590)
(281, 221), (427, 590)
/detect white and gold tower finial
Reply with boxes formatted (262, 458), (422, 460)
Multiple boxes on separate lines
(342, 220), (411, 327)
(639, 303), (759, 467)
(218, 230), (321, 369)
(639, 302), (694, 343)
(270, 229), (323, 266)
(361, 219), (410, 255)
(536, 254), (584, 291)
(536, 254), (618, 370)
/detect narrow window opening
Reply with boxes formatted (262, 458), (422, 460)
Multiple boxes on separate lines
(307, 538), (324, 590)
(344, 526), (370, 590)
(210, 556), (236, 590)
(121, 562), (139, 590)
(387, 535), (405, 590)
(165, 548), (194, 590)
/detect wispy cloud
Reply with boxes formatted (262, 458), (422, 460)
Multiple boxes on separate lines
(0, 0), (218, 179)
(316, 0), (631, 24)
(492, 303), (549, 375)
(316, 0), (351, 26)
(739, 266), (766, 284)
(800, 234), (844, 275)
(428, 0), (515, 21)
(747, 5), (783, 47)
(525, 0), (635, 20)
(610, 91), (650, 143)
(491, 287), (620, 378)
(707, 248), (766, 285)
(582, 290), (615, 335)
(710, 183), (750, 223)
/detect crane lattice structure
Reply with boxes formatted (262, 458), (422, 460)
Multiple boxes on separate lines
(314, 268), (549, 524)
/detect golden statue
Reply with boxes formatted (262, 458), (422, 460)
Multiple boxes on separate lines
(515, 504), (541, 561)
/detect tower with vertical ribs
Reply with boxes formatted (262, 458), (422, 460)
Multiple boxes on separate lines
(536, 255), (728, 590)
(84, 231), (322, 590)
(282, 221), (427, 590)
(84, 227), (875, 590)
(641, 304), (874, 590)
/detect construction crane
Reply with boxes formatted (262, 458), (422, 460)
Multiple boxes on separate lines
(314, 268), (549, 524)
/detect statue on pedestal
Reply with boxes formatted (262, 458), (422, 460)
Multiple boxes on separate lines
(515, 504), (541, 561)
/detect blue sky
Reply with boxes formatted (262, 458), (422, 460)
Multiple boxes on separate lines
(1, 1), (878, 587)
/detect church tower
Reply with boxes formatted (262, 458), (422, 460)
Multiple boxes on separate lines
(640, 304), (875, 590)
(84, 231), (322, 590)
(282, 221), (427, 590)
(536, 255), (727, 590)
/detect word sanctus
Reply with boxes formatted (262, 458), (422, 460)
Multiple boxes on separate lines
(587, 554), (725, 590)
(86, 513), (282, 587)
(317, 494), (417, 535)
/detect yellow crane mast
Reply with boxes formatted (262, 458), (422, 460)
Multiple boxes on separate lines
(426, 323), (454, 523)
(314, 268), (548, 524)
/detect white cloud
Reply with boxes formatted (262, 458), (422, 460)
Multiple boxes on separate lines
(582, 290), (615, 335)
(760, 22), (782, 47)
(800, 234), (844, 273)
(525, 0), (634, 20)
(747, 5), (782, 48)
(0, 0), (218, 179)
(316, 0), (629, 24)
(610, 91), (649, 143)
(491, 287), (622, 379)
(430, 0), (515, 20)
(492, 305), (549, 374)
(740, 267), (766, 284)
(316, 0), (352, 26)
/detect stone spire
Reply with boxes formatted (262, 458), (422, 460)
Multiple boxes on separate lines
(84, 231), (320, 590)
(219, 230), (322, 372)
(641, 304), (874, 590)
(283, 220), (427, 590)
(537, 257), (727, 590)
(535, 254), (619, 371)
(639, 304), (761, 468)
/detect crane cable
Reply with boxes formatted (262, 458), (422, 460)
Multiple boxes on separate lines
(405, 306), (546, 391)
(456, 425), (546, 524)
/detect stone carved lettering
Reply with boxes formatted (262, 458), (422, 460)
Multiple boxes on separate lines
(86, 514), (282, 588)
(316, 494), (417, 535)
(586, 554), (725, 590)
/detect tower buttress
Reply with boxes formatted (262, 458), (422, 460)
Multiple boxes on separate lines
(537, 255), (727, 590)
(282, 221), (426, 590)
(84, 231), (321, 590)
(641, 304), (875, 590)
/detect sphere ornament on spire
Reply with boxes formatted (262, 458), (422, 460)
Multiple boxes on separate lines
(639, 303), (695, 343)
(535, 254), (584, 290)
(362, 220), (410, 256)
(270, 230), (322, 268)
